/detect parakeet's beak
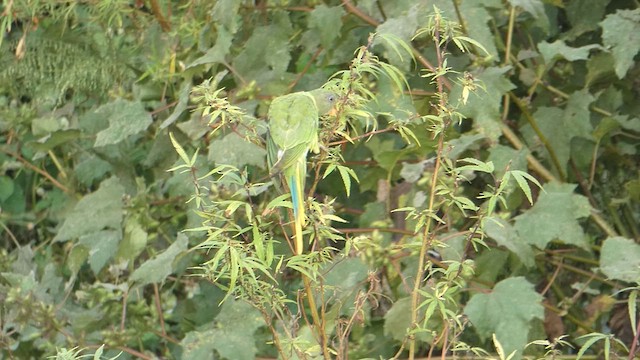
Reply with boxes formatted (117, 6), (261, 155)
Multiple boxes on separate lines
(328, 107), (338, 117)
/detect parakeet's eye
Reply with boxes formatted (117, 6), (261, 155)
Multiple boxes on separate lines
(328, 95), (336, 103)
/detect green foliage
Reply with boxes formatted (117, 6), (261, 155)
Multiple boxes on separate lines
(465, 277), (544, 359)
(1, 0), (640, 359)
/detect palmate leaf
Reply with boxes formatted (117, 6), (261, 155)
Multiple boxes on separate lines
(130, 234), (188, 286)
(181, 300), (262, 360)
(92, 99), (152, 147)
(465, 277), (544, 360)
(54, 177), (124, 242)
(513, 182), (591, 250)
(600, 237), (640, 283)
(600, 9), (640, 78)
(538, 40), (601, 64)
(509, 170), (543, 205)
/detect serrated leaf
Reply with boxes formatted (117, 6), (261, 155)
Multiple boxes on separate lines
(130, 234), (188, 285)
(232, 16), (293, 93)
(465, 277), (544, 360)
(487, 145), (528, 177)
(509, 0), (545, 18)
(445, 134), (486, 161)
(186, 28), (233, 70)
(116, 217), (149, 262)
(483, 217), (535, 267)
(600, 237), (640, 283)
(78, 230), (121, 275)
(522, 93), (594, 177)
(212, 0), (241, 33)
(337, 165), (358, 197)
(565, 0), (609, 38)
(600, 9), (640, 78)
(538, 40), (600, 64)
(322, 257), (368, 315)
(308, 5), (344, 50)
(510, 170), (543, 205)
(375, 6), (420, 70)
(384, 297), (431, 343)
(514, 182), (591, 249)
(454, 67), (515, 141)
(160, 81), (192, 129)
(181, 300), (262, 360)
(208, 132), (266, 169)
(54, 177), (124, 242)
(93, 99), (152, 147)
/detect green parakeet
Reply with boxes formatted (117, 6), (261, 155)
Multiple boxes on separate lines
(267, 89), (337, 254)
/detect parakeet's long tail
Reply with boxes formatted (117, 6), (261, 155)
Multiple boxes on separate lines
(289, 165), (305, 254)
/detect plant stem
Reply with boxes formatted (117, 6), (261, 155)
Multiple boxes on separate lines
(302, 274), (331, 360)
(408, 14), (448, 360)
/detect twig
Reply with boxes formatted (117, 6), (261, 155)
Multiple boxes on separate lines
(3, 149), (71, 193)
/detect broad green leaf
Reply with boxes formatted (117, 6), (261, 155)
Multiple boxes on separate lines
(455, 67), (515, 141)
(586, 51), (617, 87)
(487, 145), (528, 177)
(74, 154), (112, 186)
(565, 0), (610, 38)
(160, 81), (192, 128)
(322, 257), (368, 315)
(359, 201), (388, 228)
(93, 99), (152, 147)
(130, 234), (188, 285)
(600, 9), (640, 78)
(186, 28), (233, 70)
(180, 300), (262, 360)
(365, 137), (401, 173)
(509, 0), (544, 18)
(211, 0), (242, 33)
(233, 15), (294, 94)
(522, 97), (596, 177)
(537, 40), (600, 64)
(458, 1), (499, 58)
(78, 230), (121, 275)
(600, 237), (640, 283)
(483, 217), (535, 267)
(308, 5), (344, 50)
(612, 115), (640, 132)
(445, 133), (486, 161)
(514, 182), (591, 249)
(208, 132), (266, 169)
(400, 160), (429, 183)
(465, 277), (544, 360)
(384, 297), (431, 343)
(0, 175), (14, 202)
(54, 177), (125, 242)
(565, 90), (595, 140)
(116, 217), (149, 263)
(27, 129), (82, 153)
(375, 5), (420, 70)
(508, 0), (550, 32)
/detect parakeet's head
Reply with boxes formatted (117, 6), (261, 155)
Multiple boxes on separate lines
(309, 89), (338, 115)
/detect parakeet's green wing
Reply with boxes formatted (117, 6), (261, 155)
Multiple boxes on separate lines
(266, 89), (337, 254)
(268, 92), (319, 153)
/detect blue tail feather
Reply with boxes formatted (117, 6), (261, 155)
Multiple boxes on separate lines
(289, 175), (300, 218)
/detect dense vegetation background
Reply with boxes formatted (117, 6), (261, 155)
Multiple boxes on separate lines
(1, 0), (639, 359)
